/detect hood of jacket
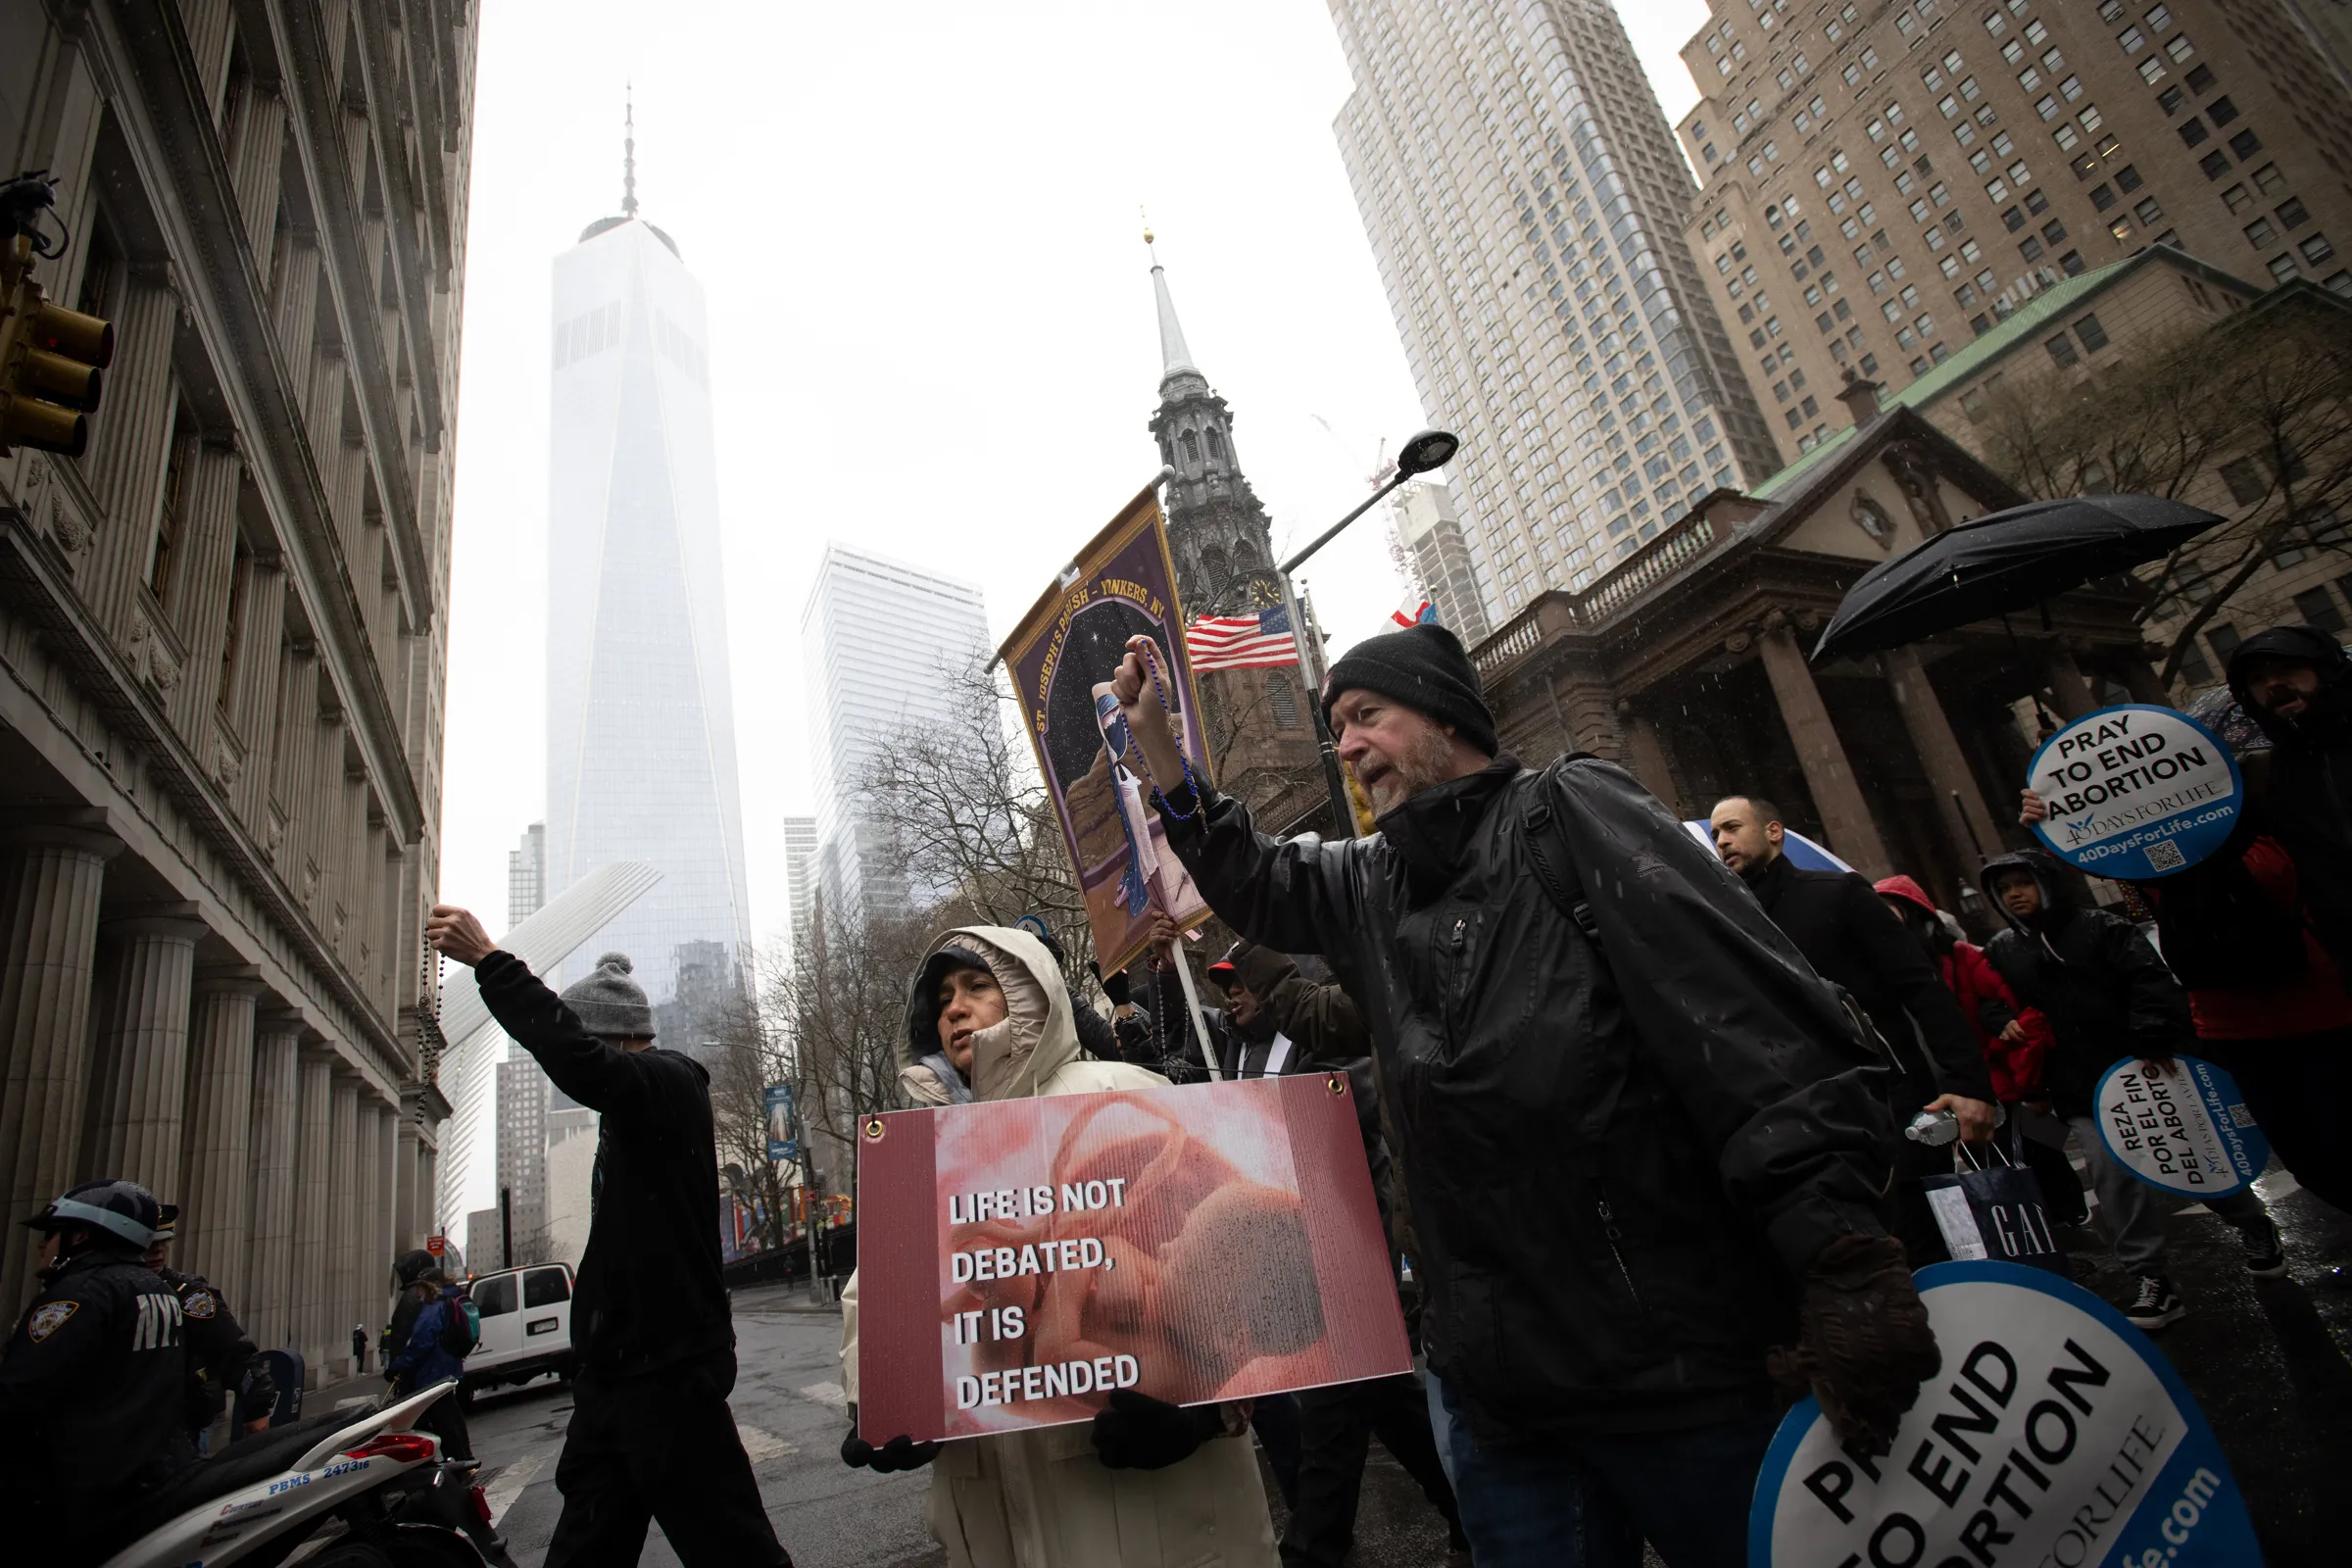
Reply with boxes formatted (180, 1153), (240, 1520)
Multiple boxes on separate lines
(2227, 625), (2352, 751)
(902, 926), (1078, 1102)
(1872, 874), (1936, 914)
(1979, 848), (2078, 935)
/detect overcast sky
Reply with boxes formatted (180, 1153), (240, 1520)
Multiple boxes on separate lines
(439, 0), (1712, 951)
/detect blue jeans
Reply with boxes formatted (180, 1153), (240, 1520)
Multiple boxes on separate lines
(1427, 1371), (1778, 1568)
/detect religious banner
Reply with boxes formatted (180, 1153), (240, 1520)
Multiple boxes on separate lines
(1749, 1261), (2260, 1566)
(999, 484), (1212, 977)
(2091, 1055), (2272, 1200)
(2026, 705), (2241, 878)
(853, 1073), (1410, 1445)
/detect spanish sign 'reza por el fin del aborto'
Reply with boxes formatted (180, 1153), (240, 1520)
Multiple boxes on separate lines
(2027, 704), (2240, 879)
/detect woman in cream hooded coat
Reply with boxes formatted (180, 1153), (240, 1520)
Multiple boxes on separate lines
(839, 925), (1280, 1568)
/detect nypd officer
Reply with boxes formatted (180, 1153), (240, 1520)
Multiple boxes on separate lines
(0, 1179), (194, 1556)
(145, 1200), (275, 1446)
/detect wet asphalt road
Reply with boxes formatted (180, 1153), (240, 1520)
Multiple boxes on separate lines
(466, 1170), (2351, 1567)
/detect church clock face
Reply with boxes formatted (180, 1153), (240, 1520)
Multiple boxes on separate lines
(1246, 575), (1282, 609)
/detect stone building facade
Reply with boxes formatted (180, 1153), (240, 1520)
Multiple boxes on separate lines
(1677, 0), (2352, 466)
(0, 1), (475, 1382)
(1473, 392), (2159, 916)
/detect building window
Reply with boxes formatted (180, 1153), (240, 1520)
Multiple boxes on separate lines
(2273, 255), (2304, 282)
(2219, 459), (2267, 504)
(2245, 217), (2278, 249)
(2075, 314), (2109, 352)
(2278, 198), (2311, 229)
(2254, 163), (2287, 196)
(2089, 183), (2117, 211)
(2158, 85), (2185, 117)
(2230, 128), (2263, 159)
(2045, 332), (2080, 368)
(2303, 233), (2337, 266)
(2060, 250), (2086, 275)
(2222, 182), (2254, 214)
(2020, 236), (2045, 262)
(1267, 673), (1301, 729)
(2179, 119), (2209, 147)
(2208, 623), (2243, 665)
(2294, 588), (2346, 635)
(2134, 197), (2164, 225)
(2199, 150), (2231, 179)
(2208, 96), (2239, 127)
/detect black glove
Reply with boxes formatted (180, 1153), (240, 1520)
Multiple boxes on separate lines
(1100, 965), (1131, 1008)
(1091, 1389), (1222, 1471)
(839, 1404), (940, 1473)
(1767, 1234), (1942, 1456)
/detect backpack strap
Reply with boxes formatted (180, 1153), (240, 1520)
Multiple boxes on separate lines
(1520, 763), (1605, 953)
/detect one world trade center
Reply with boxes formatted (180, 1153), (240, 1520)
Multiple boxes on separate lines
(543, 122), (751, 1015)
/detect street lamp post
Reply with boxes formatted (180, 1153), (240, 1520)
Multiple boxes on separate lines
(1278, 429), (1460, 834)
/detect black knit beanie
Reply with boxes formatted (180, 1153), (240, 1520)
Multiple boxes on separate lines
(1320, 623), (1497, 757)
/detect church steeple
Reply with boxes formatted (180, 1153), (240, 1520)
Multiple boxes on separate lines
(1143, 229), (1279, 617)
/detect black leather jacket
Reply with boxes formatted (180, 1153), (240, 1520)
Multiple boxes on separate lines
(1157, 754), (1892, 1442)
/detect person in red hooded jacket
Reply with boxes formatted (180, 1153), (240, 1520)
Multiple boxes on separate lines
(1874, 877), (2082, 1227)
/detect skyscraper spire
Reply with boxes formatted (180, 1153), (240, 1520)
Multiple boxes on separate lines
(622, 86), (638, 219)
(1144, 220), (1198, 384)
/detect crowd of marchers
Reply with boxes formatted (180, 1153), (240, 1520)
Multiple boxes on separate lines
(6, 619), (2348, 1568)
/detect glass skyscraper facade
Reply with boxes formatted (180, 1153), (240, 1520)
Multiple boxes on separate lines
(801, 546), (991, 920)
(545, 212), (752, 1001)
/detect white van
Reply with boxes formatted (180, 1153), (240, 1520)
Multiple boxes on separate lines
(460, 1260), (575, 1402)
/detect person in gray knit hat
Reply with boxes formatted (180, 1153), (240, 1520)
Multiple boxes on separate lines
(562, 952), (658, 1040)
(425, 906), (793, 1566)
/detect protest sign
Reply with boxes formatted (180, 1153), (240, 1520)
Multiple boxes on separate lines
(764, 1083), (798, 1162)
(2027, 705), (2240, 878)
(853, 1073), (1410, 1445)
(999, 485), (1211, 978)
(1750, 1260), (2260, 1567)
(2091, 1055), (2271, 1200)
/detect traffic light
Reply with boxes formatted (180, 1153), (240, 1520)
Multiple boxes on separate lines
(1, 237), (113, 459)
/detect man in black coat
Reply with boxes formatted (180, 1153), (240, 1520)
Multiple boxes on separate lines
(2229, 626), (2352, 978)
(426, 910), (793, 1568)
(1709, 795), (1999, 1264)
(1108, 623), (1931, 1568)
(145, 1202), (274, 1449)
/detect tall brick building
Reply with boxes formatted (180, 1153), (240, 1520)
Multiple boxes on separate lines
(1676, 0), (2352, 465)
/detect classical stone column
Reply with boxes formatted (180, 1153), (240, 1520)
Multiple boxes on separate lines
(351, 1097), (381, 1348)
(372, 1105), (398, 1325)
(1884, 647), (2006, 870)
(1619, 703), (1682, 816)
(1755, 615), (1892, 877)
(244, 1012), (302, 1348)
(80, 904), (207, 1193)
(291, 1052), (333, 1380)
(0, 814), (122, 1314)
(176, 967), (263, 1302)
(2045, 648), (2099, 722)
(326, 1076), (360, 1375)
(80, 276), (181, 639)
(394, 1112), (421, 1257)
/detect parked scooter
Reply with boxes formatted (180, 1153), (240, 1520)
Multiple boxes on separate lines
(97, 1382), (515, 1566)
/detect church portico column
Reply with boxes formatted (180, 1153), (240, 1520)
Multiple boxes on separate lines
(2045, 646), (2099, 722)
(1885, 647), (2006, 873)
(245, 1012), (302, 1348)
(80, 904), (208, 1193)
(0, 814), (122, 1314)
(1618, 701), (1681, 816)
(177, 967), (264, 1303)
(1754, 612), (1891, 878)
(394, 1113), (421, 1259)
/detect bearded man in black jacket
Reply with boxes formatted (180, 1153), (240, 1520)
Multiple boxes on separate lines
(1709, 795), (1999, 1265)
(1107, 623), (1932, 1568)
(426, 909), (793, 1568)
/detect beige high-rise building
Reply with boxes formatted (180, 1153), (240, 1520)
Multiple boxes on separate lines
(0, 2), (476, 1383)
(1676, 0), (2352, 466)
(1327, 0), (1783, 625)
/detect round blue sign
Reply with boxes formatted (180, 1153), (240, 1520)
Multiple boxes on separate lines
(2091, 1054), (2272, 1199)
(2026, 704), (2241, 878)
(1749, 1261), (2262, 1566)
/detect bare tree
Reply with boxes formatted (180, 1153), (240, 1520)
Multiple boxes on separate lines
(703, 970), (797, 1254)
(1976, 296), (2352, 684)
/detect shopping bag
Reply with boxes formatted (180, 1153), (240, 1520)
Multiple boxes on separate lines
(1920, 1142), (2069, 1275)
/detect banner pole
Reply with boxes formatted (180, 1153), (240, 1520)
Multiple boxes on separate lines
(1167, 940), (1222, 1082)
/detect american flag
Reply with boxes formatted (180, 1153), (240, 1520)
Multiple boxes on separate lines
(1186, 607), (1298, 671)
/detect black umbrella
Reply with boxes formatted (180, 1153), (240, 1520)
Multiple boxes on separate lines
(1810, 493), (2226, 662)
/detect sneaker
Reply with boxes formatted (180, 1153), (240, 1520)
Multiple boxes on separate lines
(2244, 1216), (2288, 1279)
(2125, 1274), (2185, 1330)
